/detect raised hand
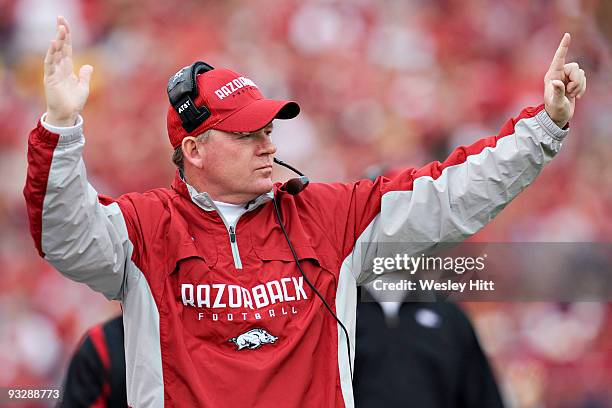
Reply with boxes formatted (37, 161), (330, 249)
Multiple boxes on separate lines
(44, 16), (93, 127)
(544, 33), (587, 129)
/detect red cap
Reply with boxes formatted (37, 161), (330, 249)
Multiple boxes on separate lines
(167, 68), (300, 149)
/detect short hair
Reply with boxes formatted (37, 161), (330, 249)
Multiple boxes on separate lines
(171, 131), (211, 172)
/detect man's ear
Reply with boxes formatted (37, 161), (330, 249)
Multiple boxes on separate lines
(182, 137), (205, 169)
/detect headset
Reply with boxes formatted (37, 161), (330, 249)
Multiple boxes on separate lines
(168, 61), (214, 132)
(168, 62), (353, 377)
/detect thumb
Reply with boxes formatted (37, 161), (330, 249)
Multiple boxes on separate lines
(550, 79), (566, 102)
(78, 64), (93, 86)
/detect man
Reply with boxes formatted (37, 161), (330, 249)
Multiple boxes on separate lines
(59, 316), (128, 407)
(354, 301), (504, 408)
(353, 168), (504, 407)
(24, 15), (585, 408)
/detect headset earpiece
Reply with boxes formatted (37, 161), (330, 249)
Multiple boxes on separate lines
(167, 61), (215, 132)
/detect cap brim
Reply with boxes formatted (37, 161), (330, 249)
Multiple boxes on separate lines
(212, 99), (300, 133)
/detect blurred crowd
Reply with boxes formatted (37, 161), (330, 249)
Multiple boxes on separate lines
(0, 0), (611, 406)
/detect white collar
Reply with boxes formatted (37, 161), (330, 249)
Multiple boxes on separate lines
(182, 177), (273, 213)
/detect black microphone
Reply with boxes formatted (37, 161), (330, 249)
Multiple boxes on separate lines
(273, 158), (309, 195)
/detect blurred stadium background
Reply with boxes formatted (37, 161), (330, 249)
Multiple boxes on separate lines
(1, 0), (611, 406)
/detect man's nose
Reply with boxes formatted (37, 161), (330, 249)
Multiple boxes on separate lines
(257, 133), (277, 156)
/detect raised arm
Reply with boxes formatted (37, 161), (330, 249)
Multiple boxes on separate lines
(23, 17), (137, 300)
(323, 34), (587, 284)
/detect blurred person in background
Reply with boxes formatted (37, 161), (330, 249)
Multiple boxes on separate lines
(59, 315), (127, 407)
(22, 10), (587, 408)
(353, 167), (504, 408)
(354, 294), (504, 408)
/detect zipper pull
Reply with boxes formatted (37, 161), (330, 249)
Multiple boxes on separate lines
(229, 226), (236, 243)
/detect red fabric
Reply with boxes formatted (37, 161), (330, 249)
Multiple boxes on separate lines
(22, 121), (60, 257)
(88, 324), (111, 408)
(109, 180), (348, 407)
(88, 325), (111, 370)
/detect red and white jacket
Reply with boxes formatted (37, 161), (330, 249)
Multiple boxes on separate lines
(24, 105), (567, 407)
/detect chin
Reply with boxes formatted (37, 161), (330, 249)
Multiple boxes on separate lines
(250, 179), (274, 195)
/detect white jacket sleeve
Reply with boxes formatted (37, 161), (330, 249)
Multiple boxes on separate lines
(24, 115), (136, 300)
(346, 106), (569, 284)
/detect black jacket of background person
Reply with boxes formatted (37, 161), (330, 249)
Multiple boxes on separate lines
(353, 296), (504, 408)
(59, 316), (128, 407)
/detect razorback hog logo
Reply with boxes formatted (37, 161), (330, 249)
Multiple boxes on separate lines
(229, 328), (278, 351)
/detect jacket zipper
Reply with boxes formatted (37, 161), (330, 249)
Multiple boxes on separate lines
(200, 197), (244, 269)
(189, 190), (248, 270)
(227, 225), (243, 270)
(211, 206), (243, 270)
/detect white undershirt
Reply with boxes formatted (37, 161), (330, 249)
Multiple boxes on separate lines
(213, 200), (247, 226)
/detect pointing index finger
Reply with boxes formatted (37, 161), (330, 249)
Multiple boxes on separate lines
(549, 33), (571, 71)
